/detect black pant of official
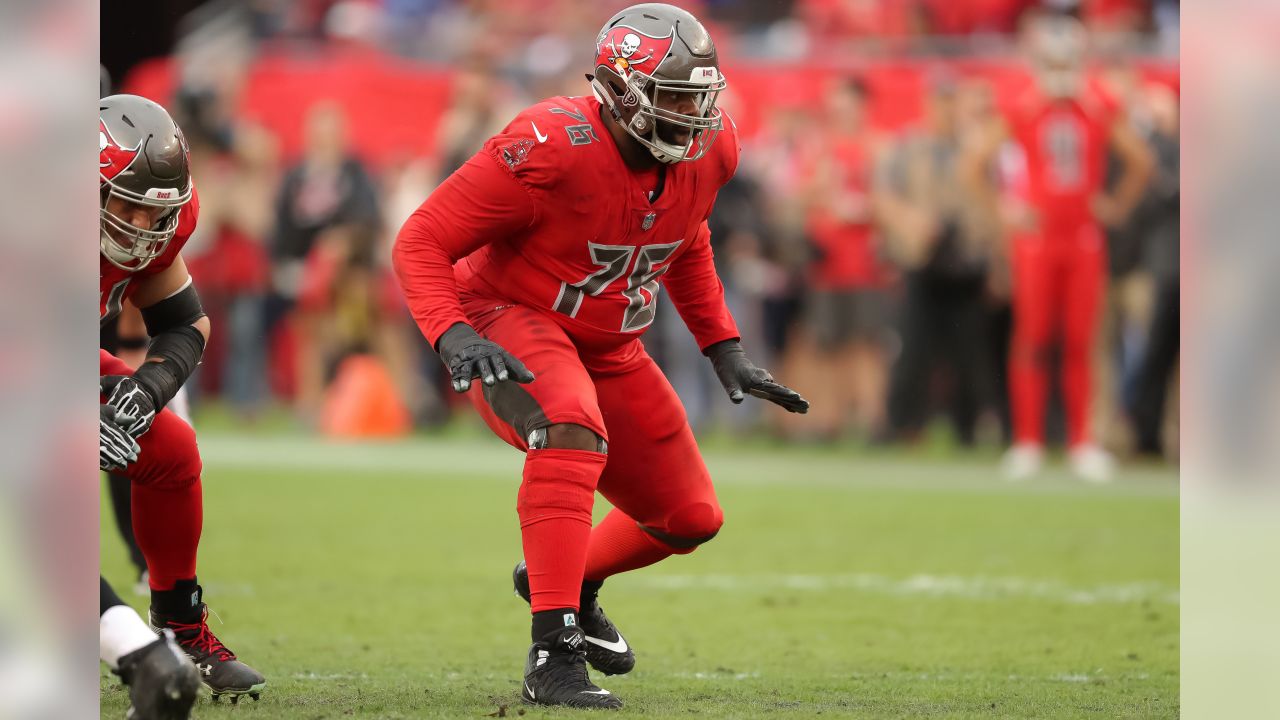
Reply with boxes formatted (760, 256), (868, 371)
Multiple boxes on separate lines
(888, 271), (991, 446)
(1132, 276), (1179, 456)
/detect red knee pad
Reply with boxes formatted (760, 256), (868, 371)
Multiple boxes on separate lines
(129, 410), (202, 489)
(643, 501), (724, 555)
(517, 449), (604, 527)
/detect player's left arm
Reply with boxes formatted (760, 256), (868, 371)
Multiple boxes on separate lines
(101, 255), (208, 437)
(665, 222), (810, 414)
(1096, 112), (1155, 227)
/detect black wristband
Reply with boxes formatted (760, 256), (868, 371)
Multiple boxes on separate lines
(116, 336), (149, 351)
(132, 324), (206, 410)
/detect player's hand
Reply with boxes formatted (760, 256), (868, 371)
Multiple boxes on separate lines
(101, 375), (158, 438)
(1091, 194), (1125, 228)
(100, 404), (141, 471)
(436, 323), (535, 393)
(705, 339), (809, 414)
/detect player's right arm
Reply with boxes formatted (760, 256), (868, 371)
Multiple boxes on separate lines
(391, 151), (539, 391)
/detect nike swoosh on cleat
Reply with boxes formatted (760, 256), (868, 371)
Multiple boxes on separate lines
(580, 689), (612, 695)
(524, 682), (535, 700)
(531, 122), (548, 143)
(584, 634), (629, 654)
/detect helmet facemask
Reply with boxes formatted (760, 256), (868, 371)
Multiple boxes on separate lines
(99, 183), (189, 271)
(592, 63), (726, 164)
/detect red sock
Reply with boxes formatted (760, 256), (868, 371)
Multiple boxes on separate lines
(519, 448), (606, 613)
(132, 478), (203, 591)
(1062, 341), (1093, 447)
(583, 508), (675, 582)
(1009, 341), (1048, 445)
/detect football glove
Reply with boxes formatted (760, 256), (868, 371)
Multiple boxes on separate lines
(436, 323), (535, 393)
(100, 404), (141, 471)
(705, 339), (809, 414)
(101, 375), (158, 438)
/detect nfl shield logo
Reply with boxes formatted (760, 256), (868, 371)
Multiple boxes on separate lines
(642, 212), (656, 230)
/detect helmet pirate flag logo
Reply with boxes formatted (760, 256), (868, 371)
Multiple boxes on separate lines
(99, 119), (141, 182)
(598, 25), (674, 77)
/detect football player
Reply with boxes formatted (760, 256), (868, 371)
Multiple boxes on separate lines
(394, 3), (808, 709)
(99, 94), (265, 701)
(979, 14), (1153, 482)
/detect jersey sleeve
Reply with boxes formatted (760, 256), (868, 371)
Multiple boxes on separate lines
(663, 220), (740, 351)
(392, 150), (538, 348)
(718, 112), (742, 183)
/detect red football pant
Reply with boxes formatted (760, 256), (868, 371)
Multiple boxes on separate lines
(1008, 225), (1106, 447)
(464, 300), (723, 613)
(100, 350), (203, 590)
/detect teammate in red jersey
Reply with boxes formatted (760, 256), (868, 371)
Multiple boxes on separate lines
(98, 94), (266, 702)
(979, 15), (1153, 481)
(394, 4), (808, 709)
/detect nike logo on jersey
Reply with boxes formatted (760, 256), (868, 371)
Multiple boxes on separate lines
(585, 633), (629, 654)
(531, 122), (548, 143)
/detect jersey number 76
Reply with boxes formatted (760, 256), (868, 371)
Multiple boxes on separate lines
(552, 240), (683, 333)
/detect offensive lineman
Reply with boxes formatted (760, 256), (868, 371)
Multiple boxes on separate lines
(394, 4), (808, 709)
(98, 94), (266, 702)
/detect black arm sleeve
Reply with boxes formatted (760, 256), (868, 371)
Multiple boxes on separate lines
(134, 282), (207, 409)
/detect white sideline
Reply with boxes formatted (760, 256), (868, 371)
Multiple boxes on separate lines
(611, 572), (1180, 605)
(199, 436), (1179, 498)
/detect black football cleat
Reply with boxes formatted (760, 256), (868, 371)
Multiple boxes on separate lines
(522, 626), (623, 709)
(149, 605), (266, 702)
(116, 629), (200, 720)
(513, 560), (635, 676)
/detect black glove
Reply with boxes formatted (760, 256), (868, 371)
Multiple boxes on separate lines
(101, 375), (158, 438)
(436, 323), (535, 393)
(705, 339), (809, 414)
(100, 404), (141, 471)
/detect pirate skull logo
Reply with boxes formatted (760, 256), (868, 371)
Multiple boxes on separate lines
(619, 33), (641, 57)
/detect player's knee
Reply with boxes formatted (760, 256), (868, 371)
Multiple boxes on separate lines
(533, 423), (607, 453)
(130, 416), (202, 489)
(642, 501), (724, 554)
(517, 435), (608, 523)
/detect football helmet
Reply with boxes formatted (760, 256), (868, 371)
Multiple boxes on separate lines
(100, 95), (192, 271)
(589, 3), (726, 164)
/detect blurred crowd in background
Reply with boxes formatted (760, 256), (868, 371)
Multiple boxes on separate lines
(100, 0), (1179, 459)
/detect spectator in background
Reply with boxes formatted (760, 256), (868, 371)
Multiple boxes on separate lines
(269, 101), (381, 413)
(1130, 83), (1179, 457)
(186, 123), (278, 419)
(788, 77), (892, 442)
(878, 74), (1003, 446)
(739, 102), (818, 435)
(435, 60), (523, 176)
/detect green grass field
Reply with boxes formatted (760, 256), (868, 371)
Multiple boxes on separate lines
(100, 429), (1178, 719)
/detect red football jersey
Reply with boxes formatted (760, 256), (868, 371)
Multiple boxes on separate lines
(99, 188), (200, 325)
(1006, 86), (1117, 233)
(395, 95), (741, 355)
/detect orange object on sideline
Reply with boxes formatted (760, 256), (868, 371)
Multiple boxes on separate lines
(319, 354), (411, 438)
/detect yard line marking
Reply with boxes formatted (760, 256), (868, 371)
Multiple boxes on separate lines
(612, 572), (1180, 605)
